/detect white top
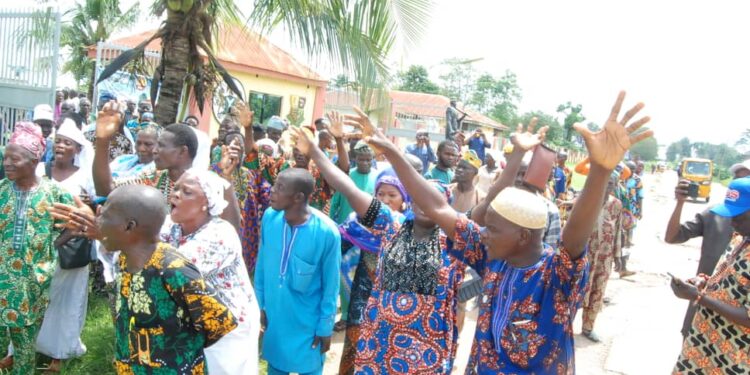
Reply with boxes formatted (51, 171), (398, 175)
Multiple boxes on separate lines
(160, 216), (258, 324)
(191, 127), (211, 171)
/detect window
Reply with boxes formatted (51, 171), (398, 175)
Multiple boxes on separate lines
(249, 91), (282, 125)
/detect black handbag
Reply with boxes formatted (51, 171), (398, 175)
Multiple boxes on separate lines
(55, 229), (93, 269)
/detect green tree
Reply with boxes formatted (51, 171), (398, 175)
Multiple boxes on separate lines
(45, 0), (140, 99)
(629, 133), (658, 161)
(397, 65), (439, 94)
(99, 0), (431, 125)
(666, 137), (692, 161)
(556, 102), (585, 142)
(439, 58), (478, 103)
(470, 70), (521, 126)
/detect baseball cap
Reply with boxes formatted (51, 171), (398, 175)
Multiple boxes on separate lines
(729, 160), (750, 175)
(711, 177), (750, 218)
(33, 104), (54, 122)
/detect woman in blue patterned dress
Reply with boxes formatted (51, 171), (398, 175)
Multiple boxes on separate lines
(291, 112), (472, 374)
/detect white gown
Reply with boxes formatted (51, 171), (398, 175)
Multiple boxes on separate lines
(35, 167), (93, 359)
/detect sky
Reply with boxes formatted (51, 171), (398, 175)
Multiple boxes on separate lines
(62, 0), (750, 147)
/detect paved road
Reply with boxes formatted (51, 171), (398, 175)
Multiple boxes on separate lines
(320, 171), (726, 374)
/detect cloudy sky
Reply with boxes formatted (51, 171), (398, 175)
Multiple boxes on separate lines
(285, 0), (750, 147)
(74, 0), (750, 147)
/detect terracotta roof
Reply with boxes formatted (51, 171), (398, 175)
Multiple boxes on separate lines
(88, 25), (327, 86)
(389, 90), (507, 130)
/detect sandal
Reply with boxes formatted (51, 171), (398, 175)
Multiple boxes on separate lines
(582, 330), (601, 343)
(0, 356), (11, 370)
(334, 320), (347, 332)
(619, 270), (636, 278)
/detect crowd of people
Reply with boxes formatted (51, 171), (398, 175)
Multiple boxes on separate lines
(0, 86), (747, 375)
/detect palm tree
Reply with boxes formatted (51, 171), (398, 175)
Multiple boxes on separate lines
(61, 0), (139, 99)
(97, 0), (431, 125)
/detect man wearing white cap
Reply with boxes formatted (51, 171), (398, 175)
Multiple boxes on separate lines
(665, 159), (750, 337)
(33, 104), (55, 163)
(375, 92), (652, 373)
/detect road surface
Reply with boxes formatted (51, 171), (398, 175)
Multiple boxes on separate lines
(318, 171), (725, 374)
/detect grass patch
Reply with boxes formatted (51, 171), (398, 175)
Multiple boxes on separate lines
(56, 295), (115, 375)
(24, 294), (270, 374)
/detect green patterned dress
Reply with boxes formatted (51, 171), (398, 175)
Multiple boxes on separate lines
(0, 178), (73, 327)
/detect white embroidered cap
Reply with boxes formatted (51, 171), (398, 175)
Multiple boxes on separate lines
(489, 187), (548, 229)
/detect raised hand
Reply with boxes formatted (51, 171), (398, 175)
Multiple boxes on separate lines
(288, 126), (315, 157)
(344, 106), (391, 154)
(218, 140), (242, 178)
(326, 111), (345, 139)
(510, 118), (548, 152)
(237, 102), (254, 129)
(95, 101), (122, 140)
(574, 91), (652, 171)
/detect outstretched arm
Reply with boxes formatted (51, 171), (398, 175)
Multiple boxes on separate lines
(471, 120), (546, 225)
(92, 101), (122, 196)
(345, 107), (458, 237)
(289, 124), (372, 218)
(563, 91), (652, 259)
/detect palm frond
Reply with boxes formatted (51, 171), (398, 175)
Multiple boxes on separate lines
(249, 0), (431, 109)
(96, 32), (162, 83)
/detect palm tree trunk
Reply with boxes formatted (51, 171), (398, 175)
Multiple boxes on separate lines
(154, 12), (189, 125)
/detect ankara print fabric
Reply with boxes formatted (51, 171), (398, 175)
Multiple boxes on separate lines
(0, 178), (74, 327)
(353, 205), (471, 374)
(674, 239), (750, 374)
(210, 164), (271, 275)
(114, 243), (237, 374)
(449, 215), (589, 375)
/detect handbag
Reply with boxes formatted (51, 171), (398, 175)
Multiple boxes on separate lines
(55, 229), (93, 269)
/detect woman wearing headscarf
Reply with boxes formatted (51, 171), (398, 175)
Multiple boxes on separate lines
(213, 131), (271, 276)
(160, 168), (259, 375)
(30, 119), (95, 371)
(0, 123), (74, 374)
(291, 117), (469, 374)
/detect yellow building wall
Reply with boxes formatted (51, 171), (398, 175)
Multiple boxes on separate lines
(208, 70), (320, 138)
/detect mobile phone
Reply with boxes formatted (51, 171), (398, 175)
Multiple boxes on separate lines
(523, 144), (556, 192)
(688, 183), (699, 198)
(667, 272), (676, 279)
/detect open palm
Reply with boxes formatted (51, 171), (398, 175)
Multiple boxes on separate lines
(344, 106), (390, 154)
(326, 111), (345, 139)
(95, 101), (122, 139)
(510, 117), (548, 152)
(575, 91), (652, 170)
(289, 126), (315, 156)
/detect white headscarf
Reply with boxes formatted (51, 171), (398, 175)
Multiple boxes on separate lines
(256, 138), (279, 158)
(185, 168), (229, 217)
(56, 118), (94, 170)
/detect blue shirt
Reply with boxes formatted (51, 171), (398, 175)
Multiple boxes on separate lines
(553, 166), (567, 198)
(467, 136), (490, 163)
(255, 207), (341, 373)
(405, 143), (437, 173)
(450, 215), (589, 374)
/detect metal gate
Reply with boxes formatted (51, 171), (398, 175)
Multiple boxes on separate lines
(0, 5), (61, 144)
(92, 41), (161, 111)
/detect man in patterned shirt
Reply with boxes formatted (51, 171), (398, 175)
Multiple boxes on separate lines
(371, 91), (652, 374)
(97, 185), (237, 374)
